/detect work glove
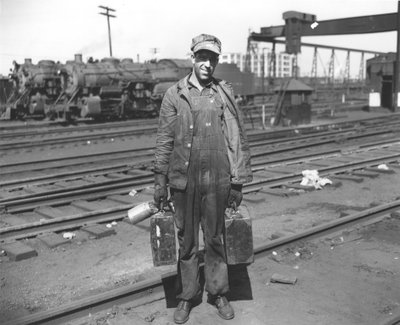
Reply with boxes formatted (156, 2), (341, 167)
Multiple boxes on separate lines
(154, 173), (168, 209)
(228, 184), (243, 210)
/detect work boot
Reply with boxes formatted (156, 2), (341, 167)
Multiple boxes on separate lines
(215, 295), (235, 320)
(174, 300), (191, 324)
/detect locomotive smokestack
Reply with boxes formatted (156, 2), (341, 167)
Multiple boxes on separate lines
(74, 54), (83, 63)
(24, 58), (32, 64)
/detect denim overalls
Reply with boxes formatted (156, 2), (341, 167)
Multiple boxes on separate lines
(172, 86), (231, 301)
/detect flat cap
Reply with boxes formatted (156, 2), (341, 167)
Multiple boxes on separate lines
(190, 34), (221, 55)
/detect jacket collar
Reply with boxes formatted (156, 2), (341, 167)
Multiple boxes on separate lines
(177, 73), (220, 96)
(176, 74), (240, 121)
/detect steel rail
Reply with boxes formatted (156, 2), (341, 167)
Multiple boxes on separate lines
(0, 120), (356, 170)
(1, 137), (399, 212)
(0, 118), (382, 176)
(0, 174), (153, 211)
(1, 145), (400, 242)
(1, 110), (399, 151)
(0, 146), (154, 171)
(3, 199), (400, 325)
(0, 126), (157, 150)
(0, 153), (154, 187)
(2, 121), (399, 190)
(0, 119), (158, 138)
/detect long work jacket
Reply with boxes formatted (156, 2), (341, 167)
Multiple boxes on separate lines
(154, 75), (253, 190)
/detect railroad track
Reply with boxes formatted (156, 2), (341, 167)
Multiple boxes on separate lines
(0, 124), (157, 151)
(1, 138), (400, 242)
(3, 198), (399, 325)
(0, 105), (393, 153)
(2, 114), (400, 186)
(1, 117), (400, 225)
(0, 117), (157, 135)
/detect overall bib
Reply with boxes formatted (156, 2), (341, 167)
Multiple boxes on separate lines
(172, 93), (231, 301)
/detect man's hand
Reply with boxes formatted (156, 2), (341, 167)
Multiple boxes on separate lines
(154, 173), (168, 209)
(228, 184), (243, 209)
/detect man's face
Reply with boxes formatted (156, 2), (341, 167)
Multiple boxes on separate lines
(192, 50), (219, 84)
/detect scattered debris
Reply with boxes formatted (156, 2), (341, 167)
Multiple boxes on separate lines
(377, 164), (389, 170)
(62, 232), (76, 240)
(270, 273), (297, 284)
(145, 310), (161, 322)
(300, 169), (332, 189)
(129, 189), (138, 197)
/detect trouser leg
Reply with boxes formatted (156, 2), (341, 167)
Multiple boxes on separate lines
(202, 182), (230, 296)
(172, 188), (201, 301)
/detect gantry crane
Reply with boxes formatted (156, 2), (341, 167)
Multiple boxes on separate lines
(248, 4), (400, 111)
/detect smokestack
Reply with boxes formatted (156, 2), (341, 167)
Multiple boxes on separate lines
(74, 54), (83, 63)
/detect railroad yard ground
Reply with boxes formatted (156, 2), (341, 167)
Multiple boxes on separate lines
(1, 107), (400, 324)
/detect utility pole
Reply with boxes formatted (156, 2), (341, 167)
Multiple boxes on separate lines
(99, 5), (116, 57)
(150, 48), (159, 61)
(394, 0), (400, 111)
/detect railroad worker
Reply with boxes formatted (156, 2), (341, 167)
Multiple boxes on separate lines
(153, 33), (253, 324)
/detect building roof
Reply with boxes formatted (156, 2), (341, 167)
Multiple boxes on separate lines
(273, 78), (313, 92)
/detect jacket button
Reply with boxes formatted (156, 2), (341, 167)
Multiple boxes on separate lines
(184, 161), (189, 166)
(189, 125), (193, 129)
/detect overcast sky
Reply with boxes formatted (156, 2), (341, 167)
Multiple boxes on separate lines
(0, 0), (398, 77)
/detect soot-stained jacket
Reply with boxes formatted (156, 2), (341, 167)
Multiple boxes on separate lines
(154, 74), (253, 190)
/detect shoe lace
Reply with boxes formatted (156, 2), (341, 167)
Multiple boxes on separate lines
(215, 296), (227, 307)
(178, 300), (187, 310)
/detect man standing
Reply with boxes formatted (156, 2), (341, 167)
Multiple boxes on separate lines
(153, 34), (253, 324)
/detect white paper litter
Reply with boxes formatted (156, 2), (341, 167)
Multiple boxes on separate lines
(63, 232), (76, 239)
(377, 164), (389, 170)
(300, 169), (332, 189)
(129, 189), (138, 197)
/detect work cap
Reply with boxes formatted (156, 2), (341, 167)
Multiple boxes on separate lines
(190, 34), (221, 55)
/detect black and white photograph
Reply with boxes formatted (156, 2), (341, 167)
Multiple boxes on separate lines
(1, 0), (400, 324)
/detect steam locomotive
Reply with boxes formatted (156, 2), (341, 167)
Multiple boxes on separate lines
(1, 55), (191, 121)
(3, 58), (63, 120)
(1, 54), (264, 121)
